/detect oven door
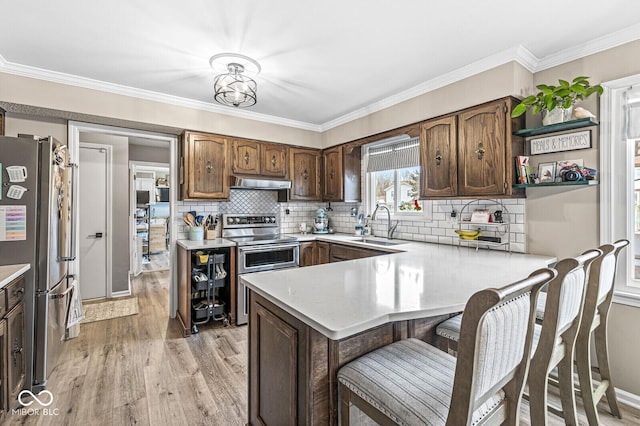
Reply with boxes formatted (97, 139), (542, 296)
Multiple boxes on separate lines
(236, 243), (299, 325)
(237, 243), (299, 274)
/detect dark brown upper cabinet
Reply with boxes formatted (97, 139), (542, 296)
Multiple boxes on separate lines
(261, 143), (288, 178)
(180, 131), (230, 200)
(289, 147), (321, 201)
(232, 138), (261, 175)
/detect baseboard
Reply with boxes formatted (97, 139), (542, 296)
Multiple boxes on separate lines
(616, 387), (640, 411)
(111, 289), (132, 298)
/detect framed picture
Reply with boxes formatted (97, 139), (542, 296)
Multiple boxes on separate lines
(538, 162), (556, 183)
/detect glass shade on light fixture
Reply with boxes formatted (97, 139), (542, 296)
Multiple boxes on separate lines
(213, 63), (257, 108)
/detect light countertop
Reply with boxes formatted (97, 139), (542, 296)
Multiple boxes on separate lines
(0, 264), (30, 289)
(177, 238), (236, 250)
(241, 240), (555, 340)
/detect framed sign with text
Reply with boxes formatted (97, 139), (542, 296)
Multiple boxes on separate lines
(530, 130), (591, 155)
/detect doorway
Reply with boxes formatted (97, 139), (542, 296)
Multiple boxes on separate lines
(130, 161), (171, 274)
(68, 122), (179, 317)
(78, 143), (112, 300)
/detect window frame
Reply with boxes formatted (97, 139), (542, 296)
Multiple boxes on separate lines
(600, 75), (640, 307)
(363, 144), (431, 221)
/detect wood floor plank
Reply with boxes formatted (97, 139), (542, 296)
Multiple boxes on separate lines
(5, 270), (639, 425)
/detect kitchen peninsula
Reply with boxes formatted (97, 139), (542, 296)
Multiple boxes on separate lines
(242, 238), (555, 425)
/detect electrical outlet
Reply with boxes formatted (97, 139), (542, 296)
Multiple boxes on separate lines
(285, 209), (290, 215)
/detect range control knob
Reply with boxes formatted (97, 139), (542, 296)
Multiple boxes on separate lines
(227, 217), (233, 225)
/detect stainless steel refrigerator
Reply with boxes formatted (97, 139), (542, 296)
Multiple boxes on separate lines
(0, 135), (76, 392)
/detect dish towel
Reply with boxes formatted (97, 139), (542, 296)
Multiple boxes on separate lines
(65, 279), (84, 339)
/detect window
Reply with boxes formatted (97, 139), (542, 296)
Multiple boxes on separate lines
(365, 136), (428, 217)
(601, 75), (640, 305)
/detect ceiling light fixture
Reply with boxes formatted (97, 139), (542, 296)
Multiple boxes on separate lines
(209, 53), (261, 108)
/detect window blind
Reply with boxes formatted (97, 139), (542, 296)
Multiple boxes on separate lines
(366, 137), (420, 172)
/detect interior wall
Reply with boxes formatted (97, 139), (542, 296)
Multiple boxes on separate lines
(321, 61), (533, 147)
(3, 113), (67, 144)
(129, 144), (170, 163)
(527, 39), (640, 396)
(0, 72), (323, 148)
(79, 132), (130, 294)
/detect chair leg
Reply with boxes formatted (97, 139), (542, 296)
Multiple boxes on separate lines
(594, 322), (622, 418)
(557, 352), (579, 426)
(340, 383), (351, 426)
(576, 331), (600, 426)
(528, 360), (550, 426)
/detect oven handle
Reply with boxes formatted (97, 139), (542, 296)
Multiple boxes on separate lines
(238, 243), (300, 253)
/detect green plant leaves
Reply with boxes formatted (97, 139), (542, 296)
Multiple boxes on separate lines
(512, 76), (603, 120)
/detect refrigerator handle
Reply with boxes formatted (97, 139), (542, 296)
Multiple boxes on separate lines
(60, 162), (78, 262)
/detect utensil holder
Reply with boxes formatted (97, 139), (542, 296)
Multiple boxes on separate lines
(189, 226), (204, 241)
(205, 229), (216, 240)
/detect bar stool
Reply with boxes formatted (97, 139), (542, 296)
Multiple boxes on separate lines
(337, 268), (555, 426)
(435, 249), (602, 426)
(575, 239), (629, 425)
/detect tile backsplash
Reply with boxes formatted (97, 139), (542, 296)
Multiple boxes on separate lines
(278, 198), (526, 253)
(175, 190), (278, 239)
(176, 191), (527, 253)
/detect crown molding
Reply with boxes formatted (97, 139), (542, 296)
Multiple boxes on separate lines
(534, 22), (640, 72)
(0, 54), (322, 132)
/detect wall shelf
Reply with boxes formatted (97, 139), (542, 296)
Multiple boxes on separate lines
(513, 180), (598, 189)
(512, 117), (599, 138)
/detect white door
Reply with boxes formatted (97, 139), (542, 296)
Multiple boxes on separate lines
(79, 145), (109, 299)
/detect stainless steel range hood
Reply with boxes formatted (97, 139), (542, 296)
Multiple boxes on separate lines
(230, 175), (292, 190)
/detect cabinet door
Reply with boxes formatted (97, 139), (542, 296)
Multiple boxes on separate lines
(458, 101), (506, 196)
(6, 302), (24, 409)
(420, 116), (458, 197)
(298, 242), (317, 267)
(261, 143), (288, 178)
(0, 319), (6, 418)
(322, 146), (343, 201)
(330, 243), (385, 262)
(289, 148), (321, 201)
(317, 242), (330, 264)
(232, 139), (261, 175)
(182, 132), (229, 200)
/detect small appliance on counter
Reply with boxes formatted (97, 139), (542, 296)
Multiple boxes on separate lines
(313, 208), (329, 234)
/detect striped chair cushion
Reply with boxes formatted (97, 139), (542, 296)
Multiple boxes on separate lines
(337, 338), (504, 426)
(535, 292), (547, 321)
(597, 254), (616, 302)
(437, 314), (550, 354)
(436, 314), (463, 341)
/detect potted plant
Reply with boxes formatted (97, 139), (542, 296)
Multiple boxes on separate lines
(511, 76), (603, 125)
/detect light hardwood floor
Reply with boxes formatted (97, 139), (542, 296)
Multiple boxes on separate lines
(6, 271), (640, 425)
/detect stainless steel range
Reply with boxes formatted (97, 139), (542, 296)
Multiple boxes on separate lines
(222, 213), (299, 325)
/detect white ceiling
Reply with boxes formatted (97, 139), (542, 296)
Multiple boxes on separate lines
(2, 1), (640, 131)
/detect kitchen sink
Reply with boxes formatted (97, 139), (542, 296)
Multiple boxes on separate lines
(349, 238), (404, 246)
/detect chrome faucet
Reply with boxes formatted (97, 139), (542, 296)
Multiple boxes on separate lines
(371, 204), (399, 239)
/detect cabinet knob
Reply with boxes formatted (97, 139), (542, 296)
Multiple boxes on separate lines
(435, 149), (443, 166)
(14, 287), (25, 296)
(302, 170), (309, 180)
(271, 155), (277, 167)
(244, 152), (250, 165)
(206, 161), (212, 173)
(475, 142), (485, 160)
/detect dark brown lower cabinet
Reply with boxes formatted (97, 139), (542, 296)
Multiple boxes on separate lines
(248, 291), (451, 425)
(6, 301), (25, 410)
(0, 319), (6, 419)
(0, 274), (25, 421)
